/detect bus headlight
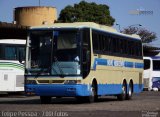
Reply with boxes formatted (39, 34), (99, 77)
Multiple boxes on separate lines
(64, 80), (81, 84)
(26, 80), (37, 85)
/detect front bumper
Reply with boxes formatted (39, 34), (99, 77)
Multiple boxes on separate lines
(25, 84), (91, 97)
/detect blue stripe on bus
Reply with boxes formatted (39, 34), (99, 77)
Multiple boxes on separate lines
(135, 63), (144, 69)
(98, 84), (143, 95)
(25, 83), (143, 96)
(93, 58), (143, 70)
(124, 61), (134, 68)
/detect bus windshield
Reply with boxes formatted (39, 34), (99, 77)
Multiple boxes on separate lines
(27, 29), (81, 76)
(0, 44), (25, 60)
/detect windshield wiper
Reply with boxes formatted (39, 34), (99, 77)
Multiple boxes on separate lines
(54, 56), (64, 78)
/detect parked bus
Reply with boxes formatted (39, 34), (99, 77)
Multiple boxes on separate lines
(24, 22), (143, 103)
(143, 56), (160, 91)
(0, 39), (25, 92)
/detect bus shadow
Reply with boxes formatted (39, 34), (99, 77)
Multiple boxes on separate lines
(0, 96), (118, 105)
(51, 97), (118, 104)
(0, 94), (40, 104)
(97, 96), (118, 103)
(0, 99), (40, 104)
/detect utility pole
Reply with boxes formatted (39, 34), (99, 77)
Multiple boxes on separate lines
(39, 0), (41, 6)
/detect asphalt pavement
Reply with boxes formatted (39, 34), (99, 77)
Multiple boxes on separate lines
(0, 91), (160, 117)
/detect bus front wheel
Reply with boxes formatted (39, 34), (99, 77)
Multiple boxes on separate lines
(87, 83), (96, 103)
(117, 82), (127, 101)
(76, 83), (97, 103)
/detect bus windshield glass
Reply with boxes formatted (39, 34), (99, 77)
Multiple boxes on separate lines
(52, 30), (80, 76)
(28, 31), (52, 75)
(0, 44), (25, 60)
(27, 29), (81, 76)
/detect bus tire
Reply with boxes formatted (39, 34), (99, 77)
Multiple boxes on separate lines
(77, 83), (97, 103)
(40, 96), (51, 104)
(126, 82), (133, 100)
(87, 83), (97, 103)
(117, 82), (127, 101)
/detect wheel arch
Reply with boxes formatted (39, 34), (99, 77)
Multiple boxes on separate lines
(123, 79), (127, 86)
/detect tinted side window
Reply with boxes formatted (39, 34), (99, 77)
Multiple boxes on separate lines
(153, 60), (160, 71)
(92, 32), (99, 53)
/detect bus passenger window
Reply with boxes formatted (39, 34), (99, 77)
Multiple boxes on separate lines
(92, 33), (99, 53)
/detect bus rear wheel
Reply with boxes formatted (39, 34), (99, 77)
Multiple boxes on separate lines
(40, 96), (51, 104)
(126, 82), (133, 100)
(117, 82), (127, 101)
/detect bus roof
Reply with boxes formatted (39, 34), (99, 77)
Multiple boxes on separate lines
(0, 39), (26, 44)
(30, 22), (141, 40)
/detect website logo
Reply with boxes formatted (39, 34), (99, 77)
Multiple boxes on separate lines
(129, 8), (153, 15)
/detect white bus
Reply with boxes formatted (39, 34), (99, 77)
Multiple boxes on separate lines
(0, 39), (25, 92)
(143, 56), (160, 91)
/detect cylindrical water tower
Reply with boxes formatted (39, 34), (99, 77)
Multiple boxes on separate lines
(14, 6), (57, 26)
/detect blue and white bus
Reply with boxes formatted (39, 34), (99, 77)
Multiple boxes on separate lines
(25, 22), (143, 103)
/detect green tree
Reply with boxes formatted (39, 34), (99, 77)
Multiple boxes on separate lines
(122, 27), (157, 43)
(57, 1), (115, 26)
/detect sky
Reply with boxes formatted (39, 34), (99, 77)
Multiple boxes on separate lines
(0, 0), (160, 47)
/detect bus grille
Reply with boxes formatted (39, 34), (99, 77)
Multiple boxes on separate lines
(16, 75), (24, 87)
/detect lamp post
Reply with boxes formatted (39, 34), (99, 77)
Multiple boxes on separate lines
(127, 24), (142, 34)
(116, 24), (142, 33)
(128, 24), (142, 28)
(116, 23), (121, 32)
(121, 24), (142, 34)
